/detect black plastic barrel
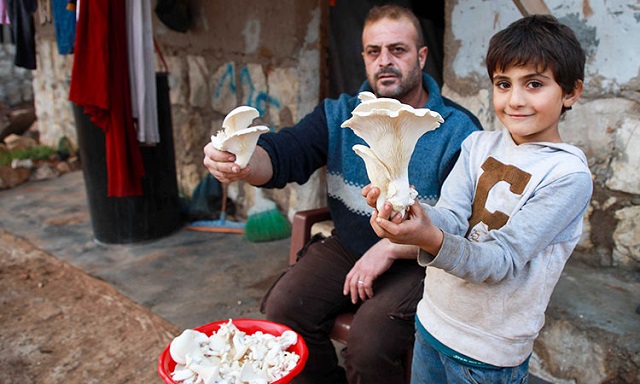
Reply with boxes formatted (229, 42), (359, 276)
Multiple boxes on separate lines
(72, 72), (182, 244)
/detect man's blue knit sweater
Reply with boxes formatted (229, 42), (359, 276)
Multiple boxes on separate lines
(258, 74), (482, 256)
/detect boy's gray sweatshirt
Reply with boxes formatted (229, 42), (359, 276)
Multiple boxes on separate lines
(417, 130), (592, 367)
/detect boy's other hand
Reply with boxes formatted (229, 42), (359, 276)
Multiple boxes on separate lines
(370, 201), (443, 255)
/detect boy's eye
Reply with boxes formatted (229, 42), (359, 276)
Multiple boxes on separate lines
(527, 80), (543, 89)
(495, 81), (510, 90)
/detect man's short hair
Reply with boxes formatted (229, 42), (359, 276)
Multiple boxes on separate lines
(365, 4), (425, 48)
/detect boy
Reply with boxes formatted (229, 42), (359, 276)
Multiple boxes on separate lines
(363, 15), (592, 383)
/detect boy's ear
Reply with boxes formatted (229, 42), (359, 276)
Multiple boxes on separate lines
(563, 80), (584, 109)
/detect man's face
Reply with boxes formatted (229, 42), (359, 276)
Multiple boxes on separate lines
(361, 17), (427, 101)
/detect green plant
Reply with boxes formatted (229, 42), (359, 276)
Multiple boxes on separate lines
(0, 146), (56, 167)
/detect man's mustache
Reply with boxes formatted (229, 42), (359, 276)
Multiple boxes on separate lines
(375, 68), (402, 79)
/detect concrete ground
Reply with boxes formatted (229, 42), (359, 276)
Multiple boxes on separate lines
(0, 170), (290, 330)
(1, 170), (638, 383)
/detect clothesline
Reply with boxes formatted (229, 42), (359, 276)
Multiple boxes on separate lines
(2, 0), (167, 197)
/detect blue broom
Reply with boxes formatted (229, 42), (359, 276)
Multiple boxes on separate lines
(187, 183), (245, 233)
(244, 188), (291, 242)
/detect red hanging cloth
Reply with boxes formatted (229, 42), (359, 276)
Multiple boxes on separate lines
(69, 0), (144, 197)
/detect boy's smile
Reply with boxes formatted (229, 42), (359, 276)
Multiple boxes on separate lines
(492, 65), (582, 145)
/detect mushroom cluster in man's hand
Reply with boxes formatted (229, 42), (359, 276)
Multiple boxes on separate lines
(341, 92), (444, 218)
(211, 106), (270, 168)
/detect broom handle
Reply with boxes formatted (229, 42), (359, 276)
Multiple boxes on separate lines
(220, 183), (228, 222)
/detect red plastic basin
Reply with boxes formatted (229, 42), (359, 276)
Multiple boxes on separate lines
(158, 318), (308, 384)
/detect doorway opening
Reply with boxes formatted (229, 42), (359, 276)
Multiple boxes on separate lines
(327, 0), (445, 98)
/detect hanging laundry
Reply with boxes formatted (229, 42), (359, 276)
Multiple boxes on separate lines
(6, 0), (37, 70)
(1, 0), (10, 24)
(69, 0), (145, 197)
(52, 0), (75, 54)
(126, 0), (159, 144)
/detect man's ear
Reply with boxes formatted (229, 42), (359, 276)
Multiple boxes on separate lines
(418, 46), (428, 70)
(563, 80), (584, 109)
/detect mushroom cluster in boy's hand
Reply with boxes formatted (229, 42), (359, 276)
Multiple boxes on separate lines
(341, 92), (444, 218)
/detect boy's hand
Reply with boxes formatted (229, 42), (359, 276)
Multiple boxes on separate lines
(370, 201), (443, 255)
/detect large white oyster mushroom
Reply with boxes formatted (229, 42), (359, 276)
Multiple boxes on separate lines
(211, 106), (270, 168)
(170, 329), (208, 365)
(341, 92), (444, 217)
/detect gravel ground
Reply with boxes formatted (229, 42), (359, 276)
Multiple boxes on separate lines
(0, 229), (179, 383)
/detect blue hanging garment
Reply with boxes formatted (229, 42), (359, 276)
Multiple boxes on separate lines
(52, 0), (76, 55)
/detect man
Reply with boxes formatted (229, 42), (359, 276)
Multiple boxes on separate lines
(203, 5), (482, 383)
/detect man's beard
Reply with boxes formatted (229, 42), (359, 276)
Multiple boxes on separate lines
(371, 66), (422, 100)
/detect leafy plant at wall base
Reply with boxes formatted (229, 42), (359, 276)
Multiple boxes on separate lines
(0, 146), (56, 167)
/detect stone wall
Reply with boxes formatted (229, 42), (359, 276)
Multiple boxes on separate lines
(31, 0), (326, 220)
(0, 25), (33, 106)
(31, 39), (75, 150)
(444, 0), (640, 271)
(154, 0), (327, 218)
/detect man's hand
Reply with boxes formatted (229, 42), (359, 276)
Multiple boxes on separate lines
(204, 143), (273, 186)
(203, 142), (251, 183)
(343, 239), (396, 304)
(361, 184), (402, 222)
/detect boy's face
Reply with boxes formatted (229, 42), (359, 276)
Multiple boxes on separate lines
(361, 17), (427, 103)
(492, 64), (582, 145)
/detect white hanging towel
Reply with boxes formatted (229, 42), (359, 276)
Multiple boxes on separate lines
(126, 0), (160, 144)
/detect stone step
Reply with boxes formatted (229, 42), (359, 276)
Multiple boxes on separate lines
(531, 257), (640, 383)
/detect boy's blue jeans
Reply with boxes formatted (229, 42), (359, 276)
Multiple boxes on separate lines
(411, 330), (530, 383)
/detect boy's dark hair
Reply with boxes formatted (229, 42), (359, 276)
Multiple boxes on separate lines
(486, 15), (585, 98)
(365, 4), (425, 48)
